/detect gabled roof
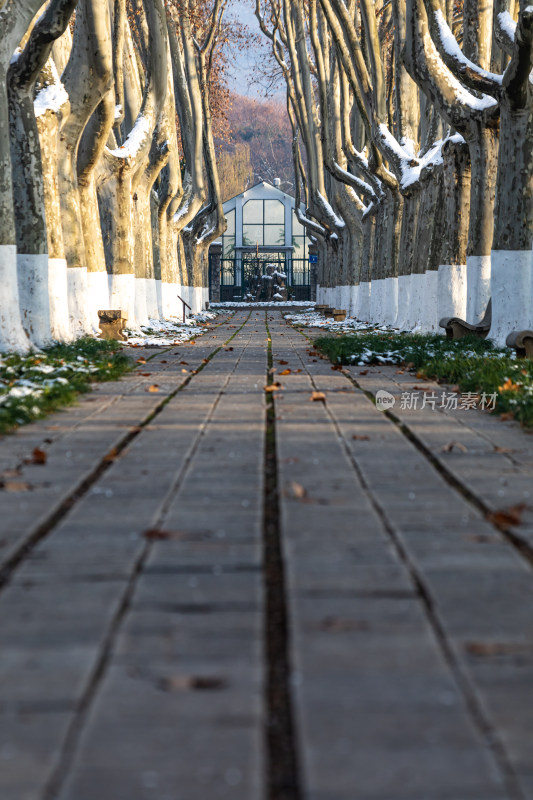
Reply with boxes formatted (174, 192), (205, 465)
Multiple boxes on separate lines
(222, 180), (295, 211)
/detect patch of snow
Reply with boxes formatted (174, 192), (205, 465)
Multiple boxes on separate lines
(108, 114), (150, 160)
(34, 80), (69, 118)
(211, 301), (314, 308)
(498, 10), (517, 41)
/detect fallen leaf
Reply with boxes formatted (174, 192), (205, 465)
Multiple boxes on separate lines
(487, 503), (527, 528)
(181, 369), (188, 373)
(465, 641), (529, 657)
(359, 370), (368, 375)
(500, 411), (515, 421)
(139, 372), (151, 377)
(310, 391), (325, 402)
(396, 369), (405, 374)
(264, 383), (282, 393)
(499, 378), (519, 392)
(493, 446), (516, 454)
(278, 360), (288, 365)
(180, 361), (189, 365)
(279, 369), (291, 376)
(1, 480), (31, 492)
(225, 347), (234, 351)
(331, 365), (343, 371)
(31, 447), (47, 465)
(288, 481), (307, 499)
(295, 369), (302, 373)
(147, 384), (160, 392)
(160, 360), (167, 364)
(103, 447), (119, 463)
(352, 434), (370, 441)
(143, 528), (174, 540)
(318, 616), (370, 632)
(159, 674), (228, 692)
(136, 357), (147, 364)
(440, 441), (468, 453)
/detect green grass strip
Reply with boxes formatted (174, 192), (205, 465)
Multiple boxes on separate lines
(315, 332), (533, 426)
(0, 337), (132, 435)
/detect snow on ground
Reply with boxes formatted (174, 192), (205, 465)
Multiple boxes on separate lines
(122, 311), (218, 347)
(211, 301), (315, 308)
(284, 309), (391, 333)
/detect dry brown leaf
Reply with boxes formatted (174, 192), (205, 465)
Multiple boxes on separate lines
(352, 434), (370, 441)
(500, 411), (515, 421)
(279, 369), (291, 376)
(310, 391), (325, 402)
(225, 347), (234, 351)
(487, 503), (527, 529)
(103, 447), (119, 463)
(278, 359), (288, 365)
(147, 384), (160, 393)
(494, 446), (516, 453)
(139, 372), (151, 377)
(295, 369), (302, 373)
(160, 360), (167, 364)
(465, 641), (529, 657)
(1, 480), (31, 492)
(179, 361), (189, 365)
(136, 357), (147, 364)
(31, 447), (47, 465)
(289, 481), (307, 499)
(159, 674), (227, 691)
(143, 528), (174, 540)
(318, 616), (370, 632)
(440, 441), (468, 453)
(396, 369), (405, 374)
(264, 383), (282, 393)
(359, 369), (369, 375)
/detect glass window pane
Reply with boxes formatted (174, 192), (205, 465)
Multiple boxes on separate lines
(225, 209), (235, 236)
(223, 235), (235, 256)
(243, 224), (263, 246)
(292, 236), (306, 259)
(264, 225), (285, 246)
(265, 199), (285, 224)
(243, 200), (263, 224)
(292, 211), (305, 236)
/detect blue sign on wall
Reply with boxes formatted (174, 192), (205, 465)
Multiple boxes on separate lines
(308, 254), (318, 263)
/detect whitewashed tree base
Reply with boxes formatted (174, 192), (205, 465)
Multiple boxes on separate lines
(17, 254), (53, 347)
(86, 271), (110, 333)
(109, 273), (137, 330)
(394, 275), (412, 330)
(161, 282), (181, 318)
(382, 277), (398, 327)
(357, 282), (372, 322)
(419, 270), (439, 332)
(467, 255), (491, 323)
(348, 285), (359, 318)
(0, 245), (32, 353)
(134, 278), (151, 328)
(141, 278), (160, 321)
(370, 279), (385, 325)
(438, 264), (467, 323)
(48, 258), (71, 342)
(68, 267), (95, 337)
(489, 250), (533, 347)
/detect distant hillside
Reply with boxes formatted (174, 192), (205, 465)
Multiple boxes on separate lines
(217, 93), (294, 200)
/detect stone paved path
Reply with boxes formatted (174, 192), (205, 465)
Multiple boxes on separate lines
(0, 309), (532, 800)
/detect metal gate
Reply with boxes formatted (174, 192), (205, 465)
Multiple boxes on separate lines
(213, 252), (311, 302)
